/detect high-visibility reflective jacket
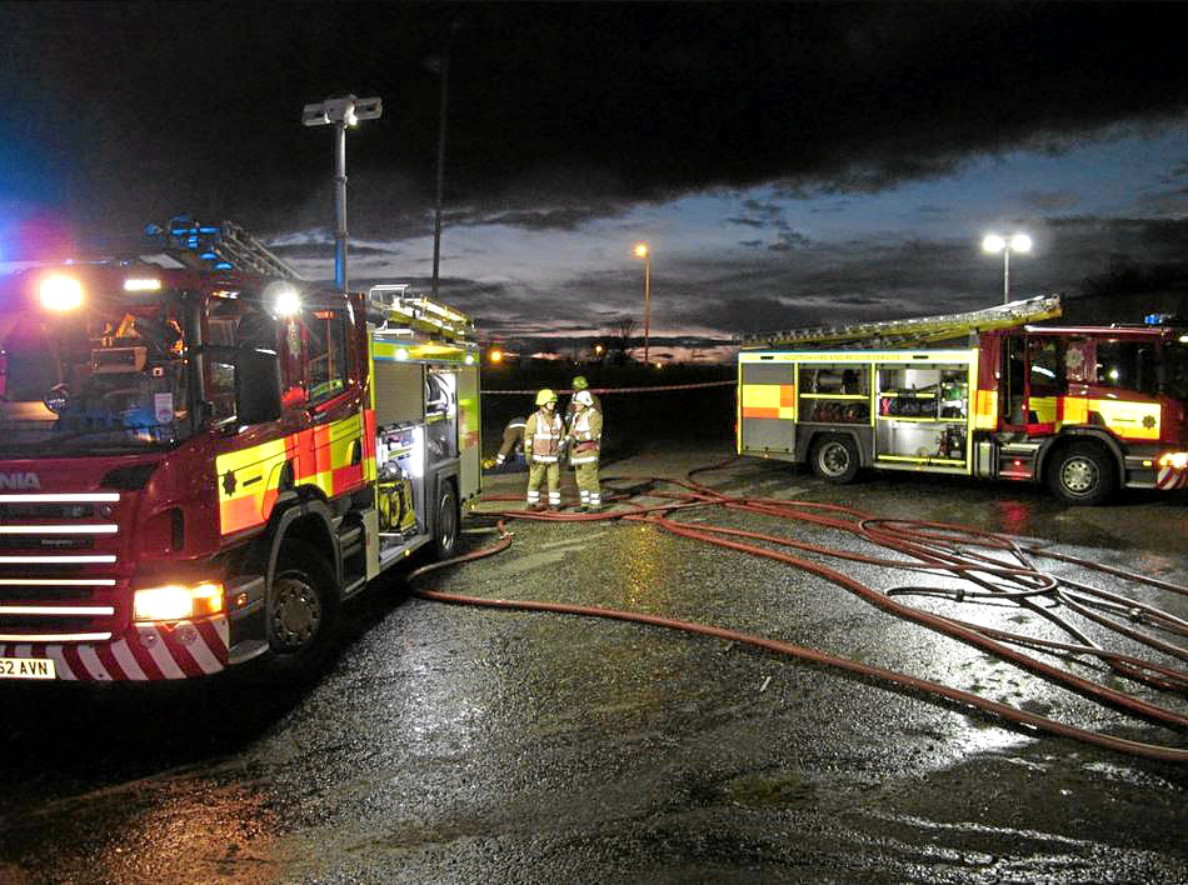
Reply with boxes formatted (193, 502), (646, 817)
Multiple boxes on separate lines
(525, 408), (563, 462)
(568, 408), (602, 464)
(565, 391), (602, 429)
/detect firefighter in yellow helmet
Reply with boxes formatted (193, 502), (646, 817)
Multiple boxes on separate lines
(564, 375), (602, 429)
(524, 388), (563, 511)
(568, 389), (603, 511)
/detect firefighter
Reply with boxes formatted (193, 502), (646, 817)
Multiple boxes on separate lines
(568, 389), (603, 511)
(490, 416), (527, 469)
(524, 389), (563, 511)
(564, 375), (602, 428)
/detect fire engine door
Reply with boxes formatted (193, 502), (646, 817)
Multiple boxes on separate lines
(739, 361), (796, 457)
(1001, 334), (1062, 433)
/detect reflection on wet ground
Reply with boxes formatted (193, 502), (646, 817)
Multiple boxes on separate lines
(2, 444), (1186, 881)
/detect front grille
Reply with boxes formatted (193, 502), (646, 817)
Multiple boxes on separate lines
(0, 492), (123, 643)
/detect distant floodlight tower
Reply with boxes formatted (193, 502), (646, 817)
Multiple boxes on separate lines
(632, 242), (652, 364)
(982, 232), (1032, 304)
(302, 94), (383, 292)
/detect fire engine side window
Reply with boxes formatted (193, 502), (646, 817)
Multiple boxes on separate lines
(1028, 337), (1062, 395)
(306, 307), (348, 404)
(205, 297), (280, 424)
(1095, 340), (1157, 395)
(205, 299), (241, 423)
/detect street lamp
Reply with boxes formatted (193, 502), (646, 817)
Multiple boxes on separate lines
(302, 94), (383, 292)
(982, 232), (1032, 304)
(632, 242), (651, 363)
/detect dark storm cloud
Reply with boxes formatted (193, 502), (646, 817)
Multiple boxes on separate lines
(5, 3), (1188, 238)
(454, 203), (629, 232)
(1020, 191), (1082, 212)
(768, 230), (812, 252)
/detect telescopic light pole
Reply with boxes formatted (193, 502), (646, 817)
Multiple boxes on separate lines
(302, 95), (383, 292)
(982, 232), (1032, 304)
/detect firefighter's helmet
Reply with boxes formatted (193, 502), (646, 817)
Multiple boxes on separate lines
(572, 376), (589, 391)
(574, 390), (594, 407)
(536, 388), (558, 407)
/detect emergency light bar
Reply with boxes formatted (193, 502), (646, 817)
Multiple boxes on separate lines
(1145, 313), (1182, 326)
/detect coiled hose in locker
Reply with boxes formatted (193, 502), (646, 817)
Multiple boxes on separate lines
(408, 458), (1188, 763)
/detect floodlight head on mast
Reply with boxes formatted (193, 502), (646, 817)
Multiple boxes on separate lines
(302, 95), (383, 128)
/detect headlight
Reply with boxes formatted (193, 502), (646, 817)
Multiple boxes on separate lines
(1158, 451), (1188, 470)
(133, 582), (224, 622)
(39, 274), (84, 311)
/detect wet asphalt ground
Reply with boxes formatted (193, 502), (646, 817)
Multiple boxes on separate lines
(1, 440), (1187, 883)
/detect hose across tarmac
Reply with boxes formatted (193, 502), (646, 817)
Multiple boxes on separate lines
(409, 459), (1188, 763)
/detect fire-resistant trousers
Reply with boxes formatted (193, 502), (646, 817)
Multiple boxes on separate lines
(574, 460), (601, 508)
(526, 461), (561, 508)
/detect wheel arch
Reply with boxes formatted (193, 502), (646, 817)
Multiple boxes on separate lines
(798, 427), (869, 467)
(246, 495), (342, 594)
(1037, 429), (1125, 487)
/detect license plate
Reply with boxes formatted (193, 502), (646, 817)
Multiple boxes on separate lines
(0, 657), (56, 680)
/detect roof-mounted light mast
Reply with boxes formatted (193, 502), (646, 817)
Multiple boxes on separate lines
(302, 95), (383, 293)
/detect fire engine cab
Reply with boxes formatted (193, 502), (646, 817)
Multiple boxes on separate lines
(0, 220), (480, 682)
(738, 295), (1188, 504)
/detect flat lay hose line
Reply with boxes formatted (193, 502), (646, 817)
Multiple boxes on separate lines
(408, 458), (1188, 763)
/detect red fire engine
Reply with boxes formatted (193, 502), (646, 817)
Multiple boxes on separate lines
(738, 295), (1188, 504)
(0, 221), (480, 682)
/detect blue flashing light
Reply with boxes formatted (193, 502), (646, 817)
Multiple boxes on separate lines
(1145, 313), (1175, 326)
(198, 226), (219, 234)
(199, 251), (218, 260)
(214, 261), (233, 270)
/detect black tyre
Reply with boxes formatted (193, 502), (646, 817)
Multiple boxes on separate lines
(810, 434), (860, 484)
(432, 479), (460, 561)
(1047, 442), (1116, 506)
(260, 540), (340, 681)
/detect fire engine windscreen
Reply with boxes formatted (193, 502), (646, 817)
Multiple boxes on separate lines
(0, 293), (193, 455)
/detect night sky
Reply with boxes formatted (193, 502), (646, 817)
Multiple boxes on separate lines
(2, 2), (1187, 358)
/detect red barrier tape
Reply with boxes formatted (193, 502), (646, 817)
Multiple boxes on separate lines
(481, 380), (735, 395)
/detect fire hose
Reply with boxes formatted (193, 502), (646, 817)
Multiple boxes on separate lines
(409, 459), (1188, 763)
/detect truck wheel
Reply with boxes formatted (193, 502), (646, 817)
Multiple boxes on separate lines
(1047, 442), (1116, 506)
(810, 434), (860, 484)
(432, 480), (460, 561)
(261, 541), (340, 680)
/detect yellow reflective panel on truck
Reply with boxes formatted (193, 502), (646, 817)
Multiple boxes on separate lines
(740, 383), (796, 420)
(1091, 399), (1161, 441)
(216, 437), (289, 537)
(973, 389), (997, 429)
(1030, 396), (1058, 425)
(215, 412), (367, 537)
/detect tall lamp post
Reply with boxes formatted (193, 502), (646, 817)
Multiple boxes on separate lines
(302, 94), (383, 292)
(632, 242), (651, 364)
(982, 232), (1032, 304)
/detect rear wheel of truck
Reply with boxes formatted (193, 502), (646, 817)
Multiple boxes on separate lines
(259, 541), (341, 681)
(432, 479), (460, 561)
(810, 434), (860, 484)
(1047, 442), (1116, 506)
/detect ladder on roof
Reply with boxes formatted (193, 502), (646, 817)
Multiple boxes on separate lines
(740, 293), (1064, 350)
(369, 284), (475, 342)
(145, 216), (303, 280)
